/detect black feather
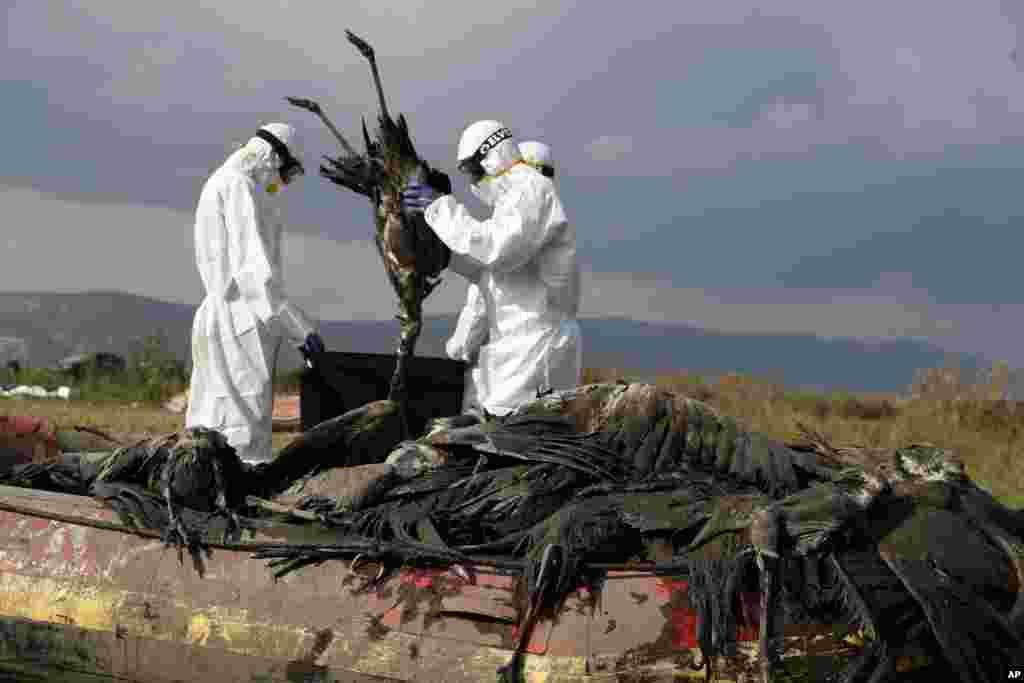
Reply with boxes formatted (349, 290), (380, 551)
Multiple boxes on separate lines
(881, 554), (1024, 682)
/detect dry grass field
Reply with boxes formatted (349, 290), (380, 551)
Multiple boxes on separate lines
(584, 364), (1024, 507)
(0, 394), (298, 452)
(4, 363), (1023, 506)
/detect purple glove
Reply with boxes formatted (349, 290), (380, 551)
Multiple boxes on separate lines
(400, 183), (442, 212)
(299, 332), (326, 367)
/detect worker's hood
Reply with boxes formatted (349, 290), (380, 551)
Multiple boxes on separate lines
(224, 127), (302, 192)
(469, 160), (530, 207)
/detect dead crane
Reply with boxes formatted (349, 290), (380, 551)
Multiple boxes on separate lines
(287, 30), (452, 437)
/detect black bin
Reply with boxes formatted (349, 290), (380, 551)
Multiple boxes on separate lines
(300, 351), (467, 436)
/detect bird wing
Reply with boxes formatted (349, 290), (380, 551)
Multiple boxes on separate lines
(877, 504), (1024, 682)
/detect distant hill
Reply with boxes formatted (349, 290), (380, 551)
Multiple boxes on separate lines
(0, 291), (984, 394)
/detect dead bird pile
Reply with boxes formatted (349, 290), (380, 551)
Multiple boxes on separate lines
(3, 382), (1024, 683)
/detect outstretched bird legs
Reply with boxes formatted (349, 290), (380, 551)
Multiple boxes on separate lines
(388, 267), (425, 437)
(345, 30), (390, 124)
(285, 97), (359, 158)
(497, 544), (564, 683)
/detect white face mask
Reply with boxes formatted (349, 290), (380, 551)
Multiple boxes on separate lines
(266, 167), (299, 196)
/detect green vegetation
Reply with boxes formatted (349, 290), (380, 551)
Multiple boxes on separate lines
(0, 335), (310, 403)
(1, 334), (188, 402)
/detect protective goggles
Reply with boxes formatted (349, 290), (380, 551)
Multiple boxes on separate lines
(255, 129), (305, 184)
(457, 127), (513, 182)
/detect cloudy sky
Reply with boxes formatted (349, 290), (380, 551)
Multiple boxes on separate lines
(3, 1), (1023, 364)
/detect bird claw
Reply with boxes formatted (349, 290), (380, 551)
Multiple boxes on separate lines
(471, 455), (489, 479)
(350, 553), (389, 589)
(755, 552), (782, 683)
(350, 553), (369, 574)
(162, 517), (199, 566)
(346, 30), (375, 61)
(162, 526), (185, 566)
(285, 97), (321, 115)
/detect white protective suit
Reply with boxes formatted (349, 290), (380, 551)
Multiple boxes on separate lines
(427, 125), (581, 416)
(446, 281), (488, 414)
(446, 140), (559, 414)
(186, 123), (317, 463)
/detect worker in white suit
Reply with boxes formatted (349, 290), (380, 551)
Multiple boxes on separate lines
(186, 123), (325, 463)
(401, 124), (581, 416)
(445, 140), (561, 415)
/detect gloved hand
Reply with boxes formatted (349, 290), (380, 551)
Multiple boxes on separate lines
(400, 183), (442, 212)
(426, 168), (452, 196)
(299, 332), (326, 363)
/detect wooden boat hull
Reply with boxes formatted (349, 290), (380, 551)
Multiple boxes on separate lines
(0, 484), (901, 682)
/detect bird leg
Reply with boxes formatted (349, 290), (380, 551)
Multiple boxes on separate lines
(346, 31), (391, 124)
(497, 544), (564, 683)
(389, 359), (411, 441)
(160, 460), (208, 576)
(285, 97), (359, 157)
(161, 461), (187, 564)
(206, 457), (241, 544)
(756, 553), (782, 683)
(471, 454), (489, 480)
(750, 509), (783, 683)
(388, 271), (424, 438)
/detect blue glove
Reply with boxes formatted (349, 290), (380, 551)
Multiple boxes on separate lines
(299, 332), (326, 361)
(400, 183), (442, 212)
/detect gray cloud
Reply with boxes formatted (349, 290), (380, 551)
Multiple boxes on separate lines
(7, 1), (1024, 191)
(5, 0), (1024, 370)
(755, 100), (819, 130)
(584, 136), (633, 163)
(578, 270), (949, 341)
(9, 1), (1024, 182)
